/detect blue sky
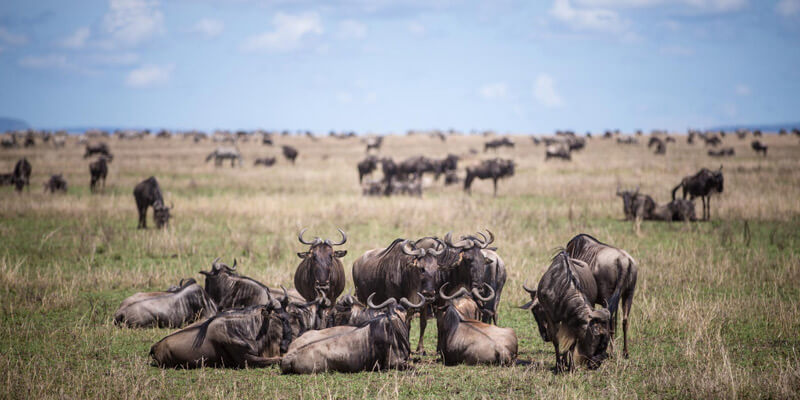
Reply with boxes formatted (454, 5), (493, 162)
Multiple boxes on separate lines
(0, 0), (798, 133)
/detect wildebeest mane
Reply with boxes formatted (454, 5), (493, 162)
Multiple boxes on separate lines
(565, 234), (609, 269)
(191, 305), (268, 349)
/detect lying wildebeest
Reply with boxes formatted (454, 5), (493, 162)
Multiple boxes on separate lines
(84, 143), (112, 159)
(133, 176), (172, 229)
(484, 137), (515, 152)
(708, 148), (735, 157)
(751, 140), (768, 156)
(464, 158), (515, 196)
(326, 292), (369, 327)
(295, 229), (347, 303)
(545, 143), (571, 161)
(43, 174), (67, 193)
(361, 179), (384, 196)
(254, 156), (276, 167)
(114, 278), (217, 328)
(617, 187), (695, 222)
(150, 301), (292, 369)
(435, 284), (517, 366)
(205, 147), (243, 167)
(616, 186), (655, 220)
(442, 231), (506, 325)
(365, 136), (383, 152)
(199, 258), (302, 310)
(352, 238), (447, 353)
(282, 145), (298, 164)
(651, 199), (697, 222)
(389, 178), (422, 197)
(12, 158), (32, 192)
(533, 251), (617, 372)
(89, 156), (110, 193)
(357, 155), (378, 183)
(279, 294), (421, 374)
(671, 166), (723, 220)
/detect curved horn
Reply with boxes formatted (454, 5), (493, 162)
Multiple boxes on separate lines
(231, 259), (237, 271)
(426, 239), (446, 256)
(211, 257), (221, 269)
(399, 293), (426, 309)
(477, 230), (494, 248)
(401, 240), (423, 256)
(472, 283), (495, 302)
(279, 285), (289, 301)
(444, 231), (472, 249)
(367, 293), (396, 309)
(330, 228), (347, 246)
(440, 285), (470, 300)
(298, 228), (316, 245)
(522, 279), (536, 294)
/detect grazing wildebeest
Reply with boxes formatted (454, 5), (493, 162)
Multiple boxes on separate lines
(751, 140), (768, 156)
(43, 174), (67, 193)
(566, 234), (637, 358)
(357, 155), (378, 183)
(12, 158), (32, 192)
(534, 252), (617, 372)
(133, 176), (172, 229)
(435, 285), (517, 366)
(150, 302), (292, 369)
(671, 166), (724, 220)
(365, 136), (383, 152)
(282, 145), (298, 164)
(295, 228), (347, 303)
(89, 156), (110, 193)
(279, 294), (421, 374)
(352, 237), (448, 353)
(708, 148), (735, 157)
(205, 147), (243, 167)
(545, 144), (571, 161)
(83, 143), (112, 159)
(442, 231), (507, 325)
(114, 278), (217, 328)
(648, 137), (666, 154)
(484, 137), (515, 152)
(616, 186), (655, 220)
(464, 158), (515, 196)
(254, 157), (276, 167)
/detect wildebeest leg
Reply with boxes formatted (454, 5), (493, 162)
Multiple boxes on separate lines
(553, 340), (563, 373)
(242, 354), (281, 368)
(138, 206), (147, 229)
(416, 307), (427, 354)
(622, 293), (634, 359)
(493, 178), (498, 197)
(707, 196), (712, 220)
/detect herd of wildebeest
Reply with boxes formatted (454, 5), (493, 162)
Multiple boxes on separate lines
(1, 126), (795, 373)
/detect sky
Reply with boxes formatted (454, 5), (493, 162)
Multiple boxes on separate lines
(0, 0), (798, 133)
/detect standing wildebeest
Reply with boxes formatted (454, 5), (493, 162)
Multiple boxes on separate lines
(545, 144), (571, 161)
(205, 147), (243, 167)
(534, 252), (617, 372)
(616, 186), (655, 220)
(435, 285), (517, 366)
(114, 278), (217, 328)
(432, 154), (459, 181)
(254, 157), (276, 167)
(89, 156), (110, 193)
(352, 237), (448, 353)
(133, 176), (172, 229)
(751, 140), (768, 156)
(150, 302), (293, 369)
(295, 229), (347, 303)
(280, 294), (421, 374)
(671, 166), (724, 220)
(12, 158), (32, 192)
(648, 137), (666, 155)
(484, 137), (515, 152)
(357, 155), (378, 183)
(464, 158), (515, 196)
(282, 145), (298, 164)
(43, 174), (67, 193)
(83, 143), (112, 159)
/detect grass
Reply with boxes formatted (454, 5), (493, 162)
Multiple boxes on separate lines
(1, 133), (799, 399)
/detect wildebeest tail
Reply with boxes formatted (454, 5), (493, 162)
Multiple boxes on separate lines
(192, 316), (217, 349)
(606, 258), (629, 315)
(671, 181), (683, 201)
(463, 169), (475, 191)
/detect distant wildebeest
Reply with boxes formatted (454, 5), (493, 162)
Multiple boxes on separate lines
(0, 173), (16, 187)
(435, 284), (517, 366)
(12, 158), (32, 192)
(654, 199), (697, 222)
(398, 155), (436, 180)
(365, 136), (383, 152)
(708, 148), (735, 157)
(531, 136), (542, 145)
(530, 251), (617, 372)
(52, 135), (66, 148)
(616, 186), (655, 220)
(617, 187), (695, 222)
(671, 166), (724, 220)
(352, 237), (448, 353)
(432, 154), (459, 181)
(279, 294), (420, 374)
(444, 171), (460, 186)
(295, 229), (347, 303)
(751, 140), (768, 156)
(83, 143), (112, 159)
(261, 135), (273, 146)
(156, 130), (171, 139)
(88, 156), (110, 193)
(648, 137), (666, 154)
(464, 158), (515, 196)
(114, 278), (217, 328)
(380, 157), (398, 184)
(616, 137), (637, 145)
(205, 147), (242, 167)
(23, 136), (35, 148)
(357, 155), (378, 183)
(753, 129), (763, 137)
(133, 176), (172, 229)
(389, 178), (422, 197)
(545, 144), (571, 161)
(484, 137), (515, 152)
(703, 135), (721, 147)
(43, 174), (67, 193)
(254, 157), (276, 167)
(1, 135), (18, 148)
(150, 302), (292, 369)
(282, 145), (298, 164)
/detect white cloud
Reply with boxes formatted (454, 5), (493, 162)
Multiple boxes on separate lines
(19, 55), (70, 69)
(550, 0), (626, 33)
(533, 74), (564, 108)
(0, 26), (29, 45)
(479, 82), (508, 100)
(776, 0), (800, 16)
(101, 0), (165, 48)
(338, 20), (367, 39)
(660, 45), (694, 56)
(191, 18), (224, 38)
(575, 0), (747, 12)
(125, 63), (173, 87)
(408, 21), (426, 36)
(735, 84), (750, 96)
(241, 12), (323, 52)
(60, 27), (91, 49)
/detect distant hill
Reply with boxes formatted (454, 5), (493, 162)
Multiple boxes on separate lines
(706, 122), (800, 133)
(0, 117), (30, 132)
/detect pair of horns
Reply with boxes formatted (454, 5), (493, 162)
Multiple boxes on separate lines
(444, 230), (494, 250)
(401, 239), (445, 257)
(211, 257), (237, 271)
(298, 228), (347, 246)
(438, 282), (495, 302)
(367, 292), (425, 310)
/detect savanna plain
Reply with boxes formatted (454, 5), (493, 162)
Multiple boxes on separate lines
(1, 133), (799, 399)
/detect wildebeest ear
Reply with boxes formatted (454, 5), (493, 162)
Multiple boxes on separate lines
(484, 257), (493, 265)
(519, 300), (534, 310)
(199, 270), (210, 276)
(297, 252), (309, 259)
(333, 250), (347, 258)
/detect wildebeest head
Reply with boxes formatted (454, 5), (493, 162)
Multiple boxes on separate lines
(152, 199), (172, 228)
(297, 228), (347, 296)
(437, 282), (495, 320)
(199, 257), (237, 300)
(578, 307), (614, 369)
(712, 165), (724, 194)
(400, 238), (448, 301)
(444, 230), (495, 298)
(520, 280), (549, 342)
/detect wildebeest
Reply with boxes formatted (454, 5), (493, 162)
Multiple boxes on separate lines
(616, 186), (655, 220)
(89, 156), (110, 193)
(435, 285), (517, 366)
(652, 199), (697, 222)
(751, 140), (768, 156)
(43, 174), (67, 193)
(254, 157), (276, 167)
(357, 155), (378, 183)
(671, 166), (724, 220)
(389, 178), (422, 197)
(279, 294), (420, 374)
(545, 144), (571, 161)
(295, 229), (347, 303)
(282, 145), (298, 164)
(199, 258), (303, 310)
(0, 173), (15, 187)
(12, 158), (32, 192)
(83, 143), (112, 159)
(326, 292), (369, 327)
(708, 148), (735, 157)
(648, 137), (666, 155)
(150, 302), (292, 369)
(205, 147), (242, 167)
(617, 137), (637, 145)
(616, 187), (695, 222)
(397, 155), (436, 180)
(352, 237), (447, 353)
(365, 136), (383, 152)
(484, 137), (514, 152)
(432, 154), (459, 180)
(444, 171), (460, 186)
(464, 158), (515, 196)
(1, 135), (17, 148)
(133, 176), (172, 229)
(114, 278), (217, 328)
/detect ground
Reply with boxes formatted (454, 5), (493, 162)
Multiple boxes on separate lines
(1, 133), (799, 399)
